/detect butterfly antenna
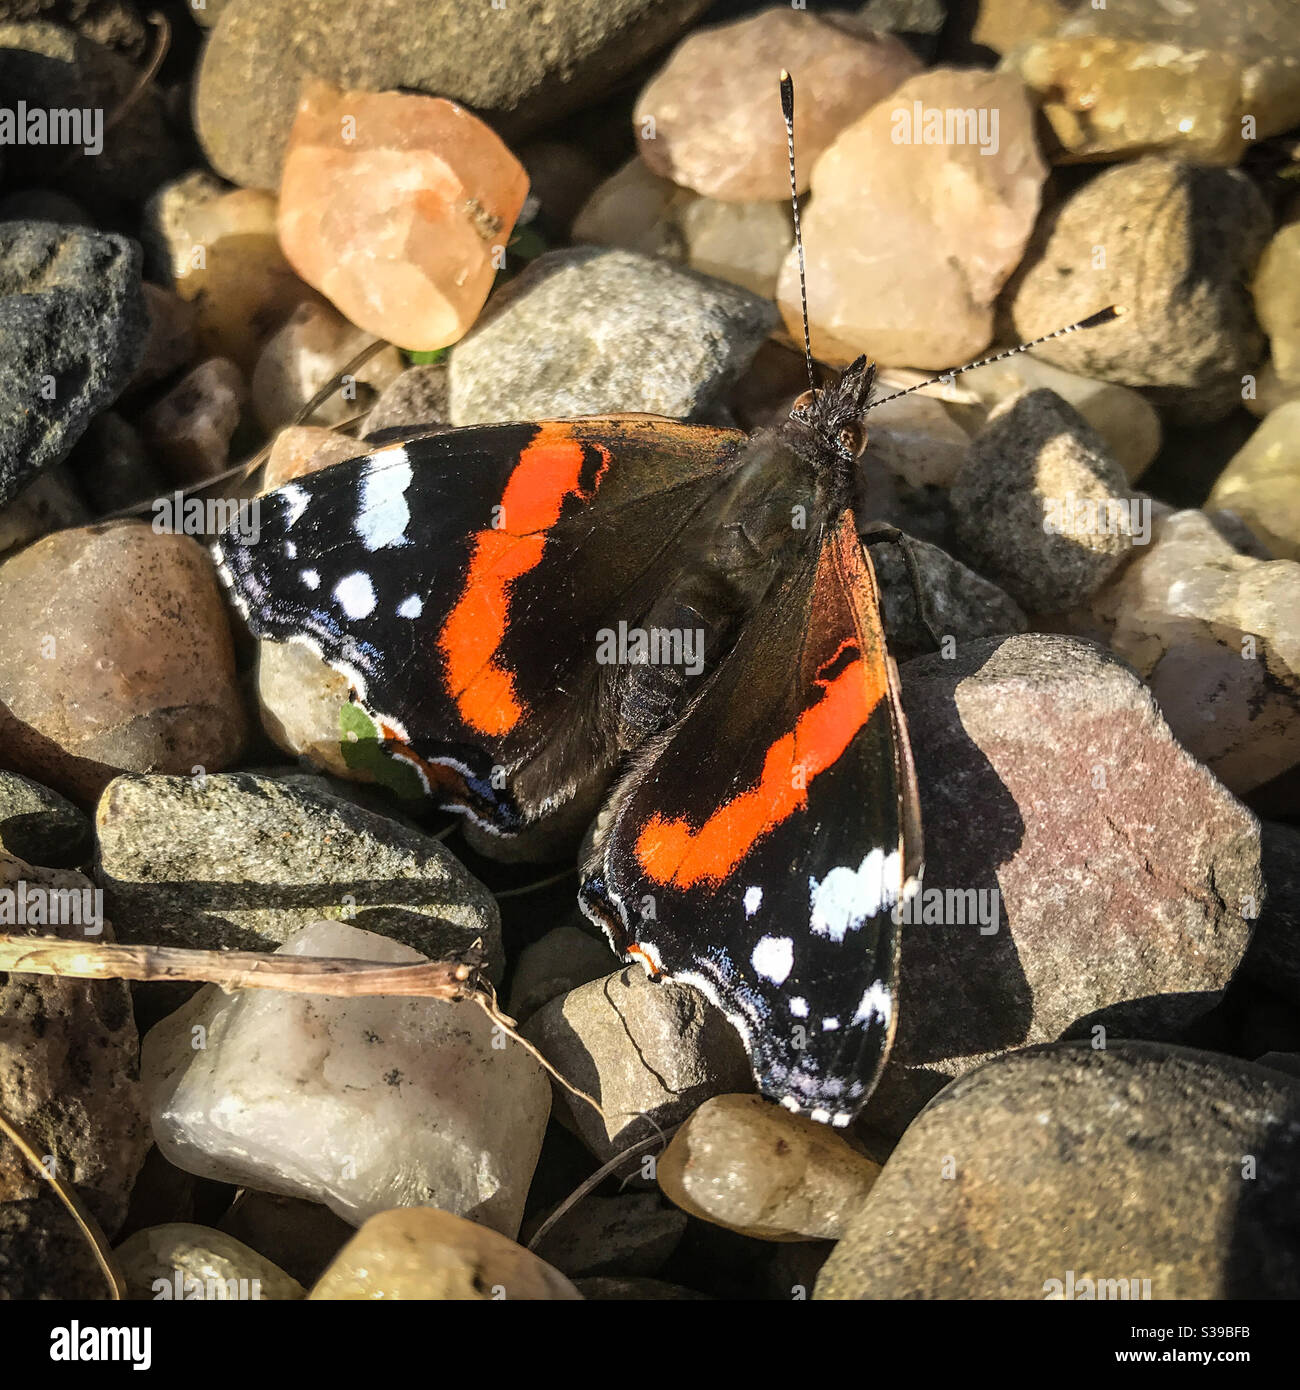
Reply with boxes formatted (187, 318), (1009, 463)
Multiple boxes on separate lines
(864, 305), (1127, 411)
(780, 70), (817, 401)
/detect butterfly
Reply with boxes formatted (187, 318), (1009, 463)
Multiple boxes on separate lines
(212, 74), (1119, 1126)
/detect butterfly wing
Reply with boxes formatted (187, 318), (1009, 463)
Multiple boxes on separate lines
(214, 419), (744, 832)
(581, 511), (921, 1124)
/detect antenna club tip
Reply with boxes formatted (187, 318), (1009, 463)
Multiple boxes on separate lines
(1110, 303), (1128, 317)
(780, 68), (790, 82)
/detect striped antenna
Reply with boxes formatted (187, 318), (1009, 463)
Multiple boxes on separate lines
(864, 305), (1127, 411)
(780, 70), (817, 400)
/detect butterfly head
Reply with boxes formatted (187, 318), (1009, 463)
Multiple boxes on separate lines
(788, 355), (875, 463)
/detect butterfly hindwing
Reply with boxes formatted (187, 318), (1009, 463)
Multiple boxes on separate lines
(581, 511), (919, 1124)
(213, 418), (744, 832)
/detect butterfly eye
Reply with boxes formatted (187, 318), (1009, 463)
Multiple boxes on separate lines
(791, 390), (817, 415)
(838, 423), (866, 457)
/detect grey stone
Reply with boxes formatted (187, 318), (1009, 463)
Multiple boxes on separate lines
(818, 1042), (1300, 1300)
(506, 920), (619, 1025)
(194, 0), (712, 189)
(362, 363), (449, 437)
(0, 222), (147, 505)
(0, 769), (90, 867)
(1010, 158), (1271, 424)
(950, 388), (1135, 612)
(450, 247), (776, 426)
(95, 770), (503, 975)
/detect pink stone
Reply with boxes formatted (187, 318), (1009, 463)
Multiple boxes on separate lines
(278, 82), (529, 351)
(634, 9), (920, 202)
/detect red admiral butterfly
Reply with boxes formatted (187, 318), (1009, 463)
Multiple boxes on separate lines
(213, 74), (1119, 1126)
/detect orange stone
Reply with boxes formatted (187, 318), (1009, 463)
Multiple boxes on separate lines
(278, 81), (529, 351)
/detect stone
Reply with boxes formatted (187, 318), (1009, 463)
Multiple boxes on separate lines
(860, 389), (971, 489)
(523, 967), (754, 1165)
(1254, 221), (1300, 388)
(0, 858), (148, 1233)
(362, 364), (449, 438)
(572, 157), (685, 260)
(250, 300), (404, 432)
(507, 922), (621, 1025)
(278, 83), (529, 352)
(866, 534), (1026, 662)
(145, 177), (324, 374)
(195, 0), (711, 189)
(114, 1223), (305, 1300)
(67, 411), (162, 515)
(96, 771), (503, 971)
(308, 1206), (581, 1300)
(143, 921), (550, 1234)
(216, 1191), (353, 1287)
(0, 1197), (107, 1298)
(859, 634), (1262, 1136)
(0, 222), (147, 506)
(140, 357), (248, 486)
(0, 769), (90, 867)
(263, 425), (362, 491)
(1009, 158), (1271, 424)
(943, 350), (1161, 482)
(450, 247), (775, 426)
(0, 1), (151, 56)
(657, 1094), (881, 1242)
(527, 1193), (686, 1278)
(777, 68), (1046, 369)
(128, 282), (197, 392)
(1077, 509), (1300, 796)
(818, 1042), (1300, 1300)
(0, 463), (89, 557)
(1207, 402), (1300, 561)
(950, 389), (1135, 612)
(858, 0), (947, 60)
(0, 21), (183, 215)
(634, 9), (920, 201)
(1247, 358), (1300, 419)
(1004, 0), (1300, 164)
(0, 523), (247, 803)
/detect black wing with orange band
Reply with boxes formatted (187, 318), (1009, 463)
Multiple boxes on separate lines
(581, 512), (922, 1125)
(213, 418), (744, 831)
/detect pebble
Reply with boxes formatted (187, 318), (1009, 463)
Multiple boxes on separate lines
(656, 1094), (881, 1242)
(194, 0), (711, 188)
(262, 424), (361, 491)
(146, 177), (323, 373)
(278, 83), (529, 352)
(1009, 157), (1271, 424)
(818, 1042), (1300, 1299)
(129, 282), (198, 392)
(2, 1), (150, 55)
(250, 300), (403, 432)
(634, 8), (919, 201)
(1006, 0), (1300, 164)
(866, 533), (1027, 661)
(527, 1193), (687, 1278)
(0, 769), (90, 867)
(860, 389), (970, 489)
(450, 247), (775, 426)
(1206, 402), (1300, 561)
(1081, 509), (1300, 795)
(860, 634), (1261, 1136)
(140, 357), (248, 485)
(0, 857), (149, 1234)
(950, 388), (1135, 612)
(0, 222), (147, 506)
(0, 1198), (107, 1298)
(1253, 221), (1300, 391)
(307, 1206), (581, 1300)
(506, 922), (622, 1026)
(142, 921), (550, 1234)
(68, 412), (162, 515)
(776, 68), (1046, 369)
(522, 967), (753, 1164)
(0, 523), (248, 802)
(944, 352), (1161, 482)
(96, 770), (503, 970)
(362, 363), (449, 438)
(0, 463), (89, 557)
(1248, 357), (1300, 419)
(216, 1191), (353, 1287)
(572, 157), (686, 259)
(114, 1223), (305, 1300)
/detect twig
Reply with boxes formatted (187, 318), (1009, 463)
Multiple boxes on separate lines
(0, 1107), (124, 1300)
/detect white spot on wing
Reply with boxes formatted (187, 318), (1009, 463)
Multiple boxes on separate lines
(280, 484), (309, 529)
(822, 1017), (840, 1031)
(809, 848), (901, 942)
(333, 571), (376, 619)
(853, 979), (893, 1028)
(284, 540), (296, 558)
(789, 996), (808, 1018)
(357, 453), (412, 550)
(397, 594), (423, 619)
(301, 569), (320, 589)
(751, 935), (793, 986)
(743, 885), (762, 917)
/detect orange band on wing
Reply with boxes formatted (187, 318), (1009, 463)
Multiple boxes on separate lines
(635, 646), (885, 889)
(439, 425), (609, 736)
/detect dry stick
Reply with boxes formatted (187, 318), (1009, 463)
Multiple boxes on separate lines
(0, 1107), (125, 1300)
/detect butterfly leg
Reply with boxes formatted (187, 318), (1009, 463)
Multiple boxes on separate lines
(857, 522), (943, 653)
